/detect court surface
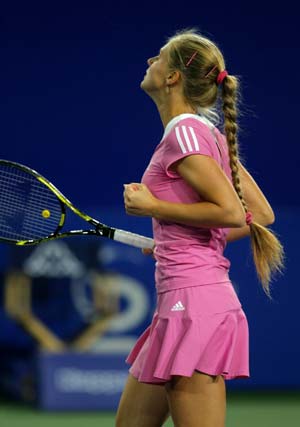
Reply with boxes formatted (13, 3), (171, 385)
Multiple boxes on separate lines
(0, 391), (299, 427)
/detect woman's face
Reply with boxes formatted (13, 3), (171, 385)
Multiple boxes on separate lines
(140, 44), (171, 94)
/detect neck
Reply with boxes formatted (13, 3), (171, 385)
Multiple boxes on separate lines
(158, 104), (197, 128)
(149, 90), (196, 128)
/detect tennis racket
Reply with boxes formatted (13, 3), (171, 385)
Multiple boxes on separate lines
(0, 160), (154, 249)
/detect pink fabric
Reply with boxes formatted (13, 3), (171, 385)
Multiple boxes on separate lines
(142, 114), (233, 294)
(127, 283), (250, 382)
(246, 211), (253, 225)
(217, 70), (228, 85)
(128, 114), (250, 383)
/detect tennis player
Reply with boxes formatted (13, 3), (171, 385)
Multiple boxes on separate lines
(117, 29), (283, 427)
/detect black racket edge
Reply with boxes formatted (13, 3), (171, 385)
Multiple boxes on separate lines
(5, 228), (111, 246)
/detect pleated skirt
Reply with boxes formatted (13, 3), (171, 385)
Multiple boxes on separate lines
(127, 282), (250, 383)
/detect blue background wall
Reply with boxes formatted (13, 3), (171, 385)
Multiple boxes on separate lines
(0, 1), (298, 400)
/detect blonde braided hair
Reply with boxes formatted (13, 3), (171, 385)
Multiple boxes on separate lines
(221, 75), (284, 298)
(166, 29), (284, 298)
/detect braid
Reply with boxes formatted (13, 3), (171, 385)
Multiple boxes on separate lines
(222, 84), (247, 212)
(165, 29), (284, 298)
(221, 75), (284, 298)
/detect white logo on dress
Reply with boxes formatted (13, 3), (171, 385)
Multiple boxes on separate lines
(171, 301), (185, 311)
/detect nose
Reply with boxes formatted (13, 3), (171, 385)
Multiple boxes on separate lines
(147, 57), (153, 66)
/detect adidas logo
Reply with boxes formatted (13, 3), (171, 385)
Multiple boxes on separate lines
(171, 301), (185, 311)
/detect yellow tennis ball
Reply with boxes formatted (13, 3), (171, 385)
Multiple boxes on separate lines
(42, 209), (51, 218)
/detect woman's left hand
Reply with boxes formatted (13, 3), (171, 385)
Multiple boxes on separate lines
(123, 183), (158, 217)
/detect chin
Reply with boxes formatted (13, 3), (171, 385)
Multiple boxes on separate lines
(140, 79), (148, 92)
(140, 77), (155, 96)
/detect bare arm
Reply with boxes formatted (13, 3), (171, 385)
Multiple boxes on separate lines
(226, 161), (275, 242)
(124, 154), (246, 228)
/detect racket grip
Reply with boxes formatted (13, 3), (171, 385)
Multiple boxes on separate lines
(113, 229), (154, 249)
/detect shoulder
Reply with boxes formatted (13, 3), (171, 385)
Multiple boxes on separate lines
(163, 116), (215, 155)
(163, 116), (214, 139)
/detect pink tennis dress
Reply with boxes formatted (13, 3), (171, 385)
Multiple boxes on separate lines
(127, 113), (250, 382)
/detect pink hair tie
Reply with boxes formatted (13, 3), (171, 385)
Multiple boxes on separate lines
(246, 211), (253, 226)
(216, 70), (228, 85)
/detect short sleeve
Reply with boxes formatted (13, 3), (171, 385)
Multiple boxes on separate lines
(162, 123), (214, 178)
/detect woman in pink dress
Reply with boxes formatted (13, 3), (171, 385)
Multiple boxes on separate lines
(116, 29), (283, 427)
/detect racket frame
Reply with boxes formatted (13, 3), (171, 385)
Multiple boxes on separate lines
(0, 160), (152, 248)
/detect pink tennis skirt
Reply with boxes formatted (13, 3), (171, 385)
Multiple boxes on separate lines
(127, 282), (250, 383)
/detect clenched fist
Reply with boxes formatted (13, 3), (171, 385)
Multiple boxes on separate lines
(123, 183), (158, 217)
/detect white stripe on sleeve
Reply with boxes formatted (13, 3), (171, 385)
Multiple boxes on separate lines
(189, 127), (200, 151)
(182, 126), (193, 152)
(175, 126), (187, 153)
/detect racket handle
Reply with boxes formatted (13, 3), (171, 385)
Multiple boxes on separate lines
(113, 229), (154, 249)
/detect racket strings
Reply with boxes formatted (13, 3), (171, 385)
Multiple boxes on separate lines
(0, 186), (61, 239)
(0, 187), (60, 215)
(0, 166), (62, 240)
